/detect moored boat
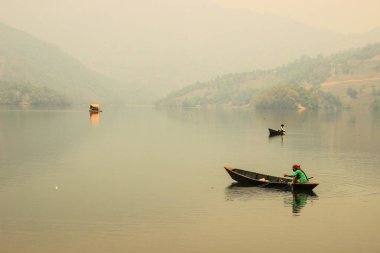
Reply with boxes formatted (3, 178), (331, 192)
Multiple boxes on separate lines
(89, 104), (102, 113)
(224, 166), (319, 191)
(268, 128), (284, 136)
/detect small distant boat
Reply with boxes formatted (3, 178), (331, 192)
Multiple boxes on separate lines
(268, 128), (284, 136)
(89, 104), (102, 113)
(224, 166), (319, 191)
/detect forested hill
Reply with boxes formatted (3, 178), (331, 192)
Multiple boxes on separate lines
(0, 23), (120, 106)
(157, 43), (380, 111)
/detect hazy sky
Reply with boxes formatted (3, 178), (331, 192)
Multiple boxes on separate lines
(0, 0), (379, 102)
(0, 0), (379, 35)
(215, 0), (380, 34)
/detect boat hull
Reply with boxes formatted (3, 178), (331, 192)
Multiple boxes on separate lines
(89, 109), (102, 113)
(224, 166), (318, 191)
(268, 128), (284, 136)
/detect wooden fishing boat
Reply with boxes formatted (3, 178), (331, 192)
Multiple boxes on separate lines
(268, 128), (284, 136)
(224, 166), (319, 191)
(89, 104), (102, 113)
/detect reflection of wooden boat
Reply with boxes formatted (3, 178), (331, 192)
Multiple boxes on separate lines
(224, 166), (319, 191)
(268, 128), (284, 136)
(90, 111), (100, 125)
(89, 104), (102, 113)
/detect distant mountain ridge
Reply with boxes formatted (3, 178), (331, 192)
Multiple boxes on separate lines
(0, 23), (120, 105)
(1, 0), (380, 103)
(157, 43), (380, 111)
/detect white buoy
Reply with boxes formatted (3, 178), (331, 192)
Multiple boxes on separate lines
(55, 186), (59, 190)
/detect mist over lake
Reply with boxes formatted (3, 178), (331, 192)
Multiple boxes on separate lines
(0, 106), (379, 253)
(1, 0), (380, 252)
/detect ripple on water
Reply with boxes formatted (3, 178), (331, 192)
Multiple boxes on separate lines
(307, 171), (380, 199)
(224, 183), (290, 202)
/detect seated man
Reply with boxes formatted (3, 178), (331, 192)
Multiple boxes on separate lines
(279, 124), (285, 133)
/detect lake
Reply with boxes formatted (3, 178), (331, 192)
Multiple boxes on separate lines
(0, 106), (379, 253)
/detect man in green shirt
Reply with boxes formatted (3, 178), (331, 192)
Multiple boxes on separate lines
(284, 164), (309, 184)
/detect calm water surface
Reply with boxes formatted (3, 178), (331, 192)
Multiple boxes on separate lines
(0, 106), (379, 253)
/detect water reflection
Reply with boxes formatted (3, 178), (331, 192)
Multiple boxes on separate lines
(90, 112), (100, 126)
(225, 183), (318, 215)
(268, 134), (284, 144)
(286, 191), (318, 215)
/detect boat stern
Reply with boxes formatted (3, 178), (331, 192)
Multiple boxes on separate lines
(224, 166), (234, 171)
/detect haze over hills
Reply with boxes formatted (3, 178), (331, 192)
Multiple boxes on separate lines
(0, 23), (121, 105)
(1, 0), (380, 103)
(158, 43), (380, 111)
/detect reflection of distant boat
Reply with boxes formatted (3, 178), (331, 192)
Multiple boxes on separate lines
(224, 166), (319, 191)
(89, 104), (102, 113)
(90, 111), (100, 126)
(268, 128), (284, 137)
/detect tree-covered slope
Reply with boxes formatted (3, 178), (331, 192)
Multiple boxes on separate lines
(157, 43), (380, 110)
(0, 23), (120, 106)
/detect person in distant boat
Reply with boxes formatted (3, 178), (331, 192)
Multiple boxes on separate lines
(284, 164), (308, 184)
(279, 124), (285, 133)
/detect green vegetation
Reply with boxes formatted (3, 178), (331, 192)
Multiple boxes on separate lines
(0, 80), (71, 106)
(273, 55), (331, 86)
(254, 85), (341, 110)
(231, 88), (257, 106)
(254, 86), (301, 110)
(158, 72), (261, 107)
(318, 91), (342, 110)
(372, 86), (380, 96)
(347, 88), (358, 99)
(371, 98), (380, 111)
(158, 43), (380, 111)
